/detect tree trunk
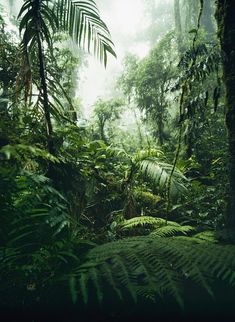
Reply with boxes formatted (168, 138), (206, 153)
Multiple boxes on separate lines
(201, 0), (215, 38)
(186, 134), (193, 159)
(0, 85), (10, 148)
(216, 0), (235, 227)
(157, 114), (164, 146)
(99, 119), (108, 144)
(35, 0), (54, 155)
(133, 109), (143, 149)
(174, 0), (184, 54)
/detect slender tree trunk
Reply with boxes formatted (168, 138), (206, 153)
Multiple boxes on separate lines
(8, 0), (14, 15)
(0, 84), (10, 148)
(99, 119), (108, 144)
(186, 134), (193, 159)
(35, 0), (54, 154)
(133, 109), (143, 149)
(157, 83), (167, 147)
(184, 0), (199, 33)
(174, 0), (184, 54)
(216, 0), (235, 227)
(100, 123), (105, 142)
(157, 114), (164, 146)
(201, 0), (215, 38)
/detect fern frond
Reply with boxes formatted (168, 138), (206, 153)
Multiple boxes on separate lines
(193, 231), (217, 243)
(0, 144), (59, 163)
(120, 216), (165, 230)
(120, 216), (195, 238)
(72, 236), (235, 306)
(151, 224), (195, 237)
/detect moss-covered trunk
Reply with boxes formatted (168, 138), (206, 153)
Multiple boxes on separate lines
(216, 0), (235, 227)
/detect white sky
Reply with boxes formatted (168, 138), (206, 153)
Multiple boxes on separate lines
(78, 0), (150, 118)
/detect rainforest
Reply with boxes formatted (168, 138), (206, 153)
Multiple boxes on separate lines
(1, 0), (235, 321)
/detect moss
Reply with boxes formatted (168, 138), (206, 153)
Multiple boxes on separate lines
(215, 0), (235, 226)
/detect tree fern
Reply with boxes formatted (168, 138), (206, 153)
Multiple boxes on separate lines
(71, 236), (235, 306)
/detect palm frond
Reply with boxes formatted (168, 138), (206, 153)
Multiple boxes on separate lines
(18, 0), (58, 49)
(56, 0), (116, 66)
(0, 144), (59, 163)
(139, 157), (188, 197)
(134, 148), (164, 162)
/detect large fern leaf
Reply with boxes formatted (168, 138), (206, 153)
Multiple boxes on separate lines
(120, 216), (166, 230)
(120, 216), (195, 237)
(72, 236), (235, 306)
(151, 220), (195, 238)
(151, 224), (195, 237)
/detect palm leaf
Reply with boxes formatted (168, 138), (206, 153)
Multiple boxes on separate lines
(139, 157), (188, 197)
(18, 0), (116, 67)
(56, 0), (116, 66)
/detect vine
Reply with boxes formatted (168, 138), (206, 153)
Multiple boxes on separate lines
(165, 0), (204, 220)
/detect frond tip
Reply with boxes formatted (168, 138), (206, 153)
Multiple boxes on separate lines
(151, 222), (195, 237)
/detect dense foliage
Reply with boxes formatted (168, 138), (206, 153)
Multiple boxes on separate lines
(1, 0), (235, 321)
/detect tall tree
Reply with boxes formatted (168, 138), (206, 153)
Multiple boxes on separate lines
(201, 0), (215, 37)
(174, 0), (184, 54)
(216, 0), (235, 227)
(93, 98), (123, 144)
(18, 0), (116, 154)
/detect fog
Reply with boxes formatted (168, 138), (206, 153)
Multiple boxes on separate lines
(1, 0), (174, 117)
(79, 0), (151, 117)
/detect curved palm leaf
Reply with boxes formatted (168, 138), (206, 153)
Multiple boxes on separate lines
(139, 157), (188, 198)
(55, 0), (116, 66)
(18, 0), (59, 49)
(134, 148), (164, 162)
(18, 0), (116, 66)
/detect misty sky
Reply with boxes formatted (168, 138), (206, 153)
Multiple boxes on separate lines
(1, 0), (161, 118)
(79, 0), (151, 117)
